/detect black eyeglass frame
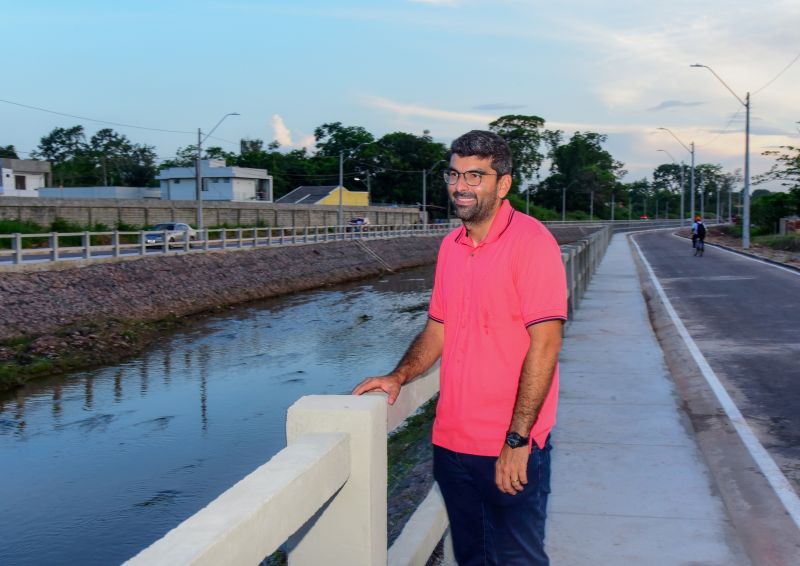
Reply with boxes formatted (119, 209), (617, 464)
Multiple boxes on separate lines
(442, 169), (500, 187)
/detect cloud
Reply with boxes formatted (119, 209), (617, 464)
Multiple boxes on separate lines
(271, 114), (293, 146)
(271, 114), (315, 150)
(365, 95), (498, 124)
(648, 100), (706, 112)
(364, 94), (660, 136)
(473, 103), (526, 111)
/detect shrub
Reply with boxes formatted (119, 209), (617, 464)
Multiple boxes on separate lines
(754, 234), (800, 252)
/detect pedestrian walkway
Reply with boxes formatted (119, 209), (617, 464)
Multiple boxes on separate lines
(546, 234), (750, 565)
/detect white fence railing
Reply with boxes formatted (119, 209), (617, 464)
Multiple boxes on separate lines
(0, 222), (459, 266)
(123, 226), (613, 566)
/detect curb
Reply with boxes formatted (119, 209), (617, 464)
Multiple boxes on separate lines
(705, 241), (800, 273)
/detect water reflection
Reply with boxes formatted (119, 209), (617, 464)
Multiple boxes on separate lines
(0, 265), (434, 566)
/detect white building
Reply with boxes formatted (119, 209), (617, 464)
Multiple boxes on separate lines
(0, 158), (51, 197)
(156, 159), (273, 202)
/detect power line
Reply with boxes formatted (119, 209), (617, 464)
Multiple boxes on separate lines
(753, 51), (800, 95)
(696, 104), (744, 148)
(0, 97), (194, 134)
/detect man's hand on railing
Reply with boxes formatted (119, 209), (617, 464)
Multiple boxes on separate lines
(351, 374), (402, 405)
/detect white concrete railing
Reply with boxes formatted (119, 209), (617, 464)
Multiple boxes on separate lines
(124, 365), (443, 566)
(123, 227), (613, 566)
(0, 222), (459, 266)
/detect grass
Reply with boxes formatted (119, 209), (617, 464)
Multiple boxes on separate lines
(0, 318), (187, 392)
(715, 224), (800, 252)
(753, 233), (800, 252)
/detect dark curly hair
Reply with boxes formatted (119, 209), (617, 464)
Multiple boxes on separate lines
(450, 130), (512, 177)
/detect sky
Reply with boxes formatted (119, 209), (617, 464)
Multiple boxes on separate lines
(3, 0), (799, 191)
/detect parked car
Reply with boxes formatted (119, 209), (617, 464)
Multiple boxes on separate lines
(346, 217), (371, 232)
(144, 223), (197, 248)
(639, 215), (649, 220)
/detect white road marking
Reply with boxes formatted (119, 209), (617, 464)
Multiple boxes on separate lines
(668, 232), (800, 277)
(631, 233), (800, 531)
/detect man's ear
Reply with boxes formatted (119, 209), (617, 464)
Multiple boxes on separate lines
(497, 174), (512, 199)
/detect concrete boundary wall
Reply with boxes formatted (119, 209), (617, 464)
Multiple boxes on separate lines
(121, 227), (614, 566)
(0, 196), (418, 228)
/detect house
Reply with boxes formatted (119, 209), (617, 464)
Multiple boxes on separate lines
(0, 158), (52, 197)
(156, 159), (273, 202)
(276, 185), (369, 206)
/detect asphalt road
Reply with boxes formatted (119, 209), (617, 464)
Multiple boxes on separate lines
(632, 230), (800, 492)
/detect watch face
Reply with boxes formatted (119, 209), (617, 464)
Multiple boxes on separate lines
(505, 432), (527, 448)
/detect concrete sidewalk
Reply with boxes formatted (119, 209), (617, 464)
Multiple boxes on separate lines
(546, 234), (750, 565)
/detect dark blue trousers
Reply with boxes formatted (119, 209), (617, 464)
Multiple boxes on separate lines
(433, 440), (552, 566)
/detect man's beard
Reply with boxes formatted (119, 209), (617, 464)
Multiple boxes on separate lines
(451, 189), (497, 224)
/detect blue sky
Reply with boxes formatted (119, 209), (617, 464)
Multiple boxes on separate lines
(3, 0), (799, 190)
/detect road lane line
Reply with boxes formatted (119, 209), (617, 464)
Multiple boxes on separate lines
(631, 233), (800, 530)
(668, 233), (800, 276)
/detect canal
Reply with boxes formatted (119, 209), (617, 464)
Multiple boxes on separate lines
(0, 265), (435, 566)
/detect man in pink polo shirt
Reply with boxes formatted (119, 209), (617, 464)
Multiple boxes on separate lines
(353, 130), (566, 565)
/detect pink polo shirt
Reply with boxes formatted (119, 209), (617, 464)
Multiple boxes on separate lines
(428, 200), (567, 456)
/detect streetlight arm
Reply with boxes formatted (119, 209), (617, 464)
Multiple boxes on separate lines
(657, 148), (676, 164)
(691, 64), (746, 106)
(201, 112), (240, 144)
(657, 127), (691, 154)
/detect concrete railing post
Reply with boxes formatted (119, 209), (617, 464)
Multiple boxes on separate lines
(286, 395), (388, 566)
(84, 231), (92, 259)
(13, 233), (22, 264)
(50, 232), (59, 261)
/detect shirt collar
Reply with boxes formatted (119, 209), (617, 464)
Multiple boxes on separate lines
(455, 200), (515, 248)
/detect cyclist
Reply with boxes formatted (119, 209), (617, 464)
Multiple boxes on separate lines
(692, 216), (706, 256)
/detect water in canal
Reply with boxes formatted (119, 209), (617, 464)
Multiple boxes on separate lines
(0, 265), (435, 566)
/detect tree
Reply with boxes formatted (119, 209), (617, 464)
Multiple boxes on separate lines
(538, 132), (625, 218)
(756, 145), (800, 191)
(89, 128), (133, 186)
(313, 122), (374, 158)
(33, 126), (93, 186)
(159, 145), (201, 169)
(33, 126), (158, 187)
(0, 145), (19, 158)
(488, 115), (554, 192)
(751, 191), (800, 233)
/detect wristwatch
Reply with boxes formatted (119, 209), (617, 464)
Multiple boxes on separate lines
(505, 431), (529, 449)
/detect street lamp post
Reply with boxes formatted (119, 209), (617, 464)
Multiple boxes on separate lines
(423, 160), (448, 227)
(196, 112), (239, 232)
(339, 141), (376, 229)
(658, 127), (695, 225)
(657, 148), (685, 225)
(691, 63), (751, 248)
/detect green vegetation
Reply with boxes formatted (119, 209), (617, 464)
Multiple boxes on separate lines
(753, 233), (800, 252)
(20, 117), (800, 225)
(33, 126), (158, 187)
(0, 318), (186, 392)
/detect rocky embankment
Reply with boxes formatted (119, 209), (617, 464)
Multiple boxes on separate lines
(0, 237), (443, 389)
(0, 225), (601, 390)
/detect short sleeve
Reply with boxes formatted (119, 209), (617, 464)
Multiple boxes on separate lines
(516, 226), (568, 326)
(428, 239), (447, 323)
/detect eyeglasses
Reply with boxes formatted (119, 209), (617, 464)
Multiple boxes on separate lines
(443, 170), (498, 187)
